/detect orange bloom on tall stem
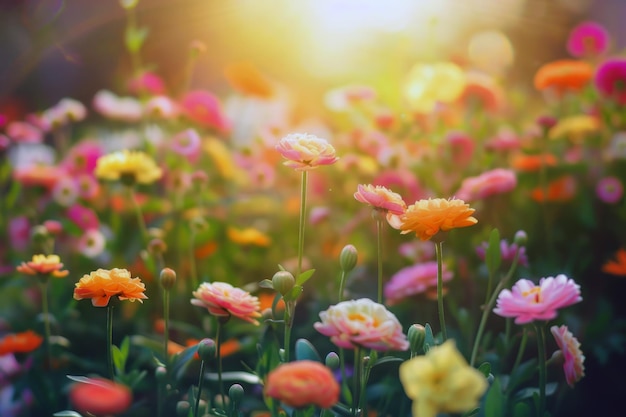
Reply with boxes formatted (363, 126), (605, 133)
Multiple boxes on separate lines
(533, 60), (594, 94)
(602, 248), (626, 276)
(16, 254), (69, 278)
(399, 198), (478, 241)
(0, 330), (43, 355)
(73, 268), (148, 307)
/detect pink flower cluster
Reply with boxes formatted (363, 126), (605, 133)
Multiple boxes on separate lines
(384, 261), (453, 305)
(454, 168), (517, 202)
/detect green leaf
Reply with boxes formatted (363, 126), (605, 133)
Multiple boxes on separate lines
(295, 338), (322, 362)
(285, 285), (303, 302)
(424, 323), (436, 347)
(512, 401), (532, 417)
(507, 358), (537, 393)
(53, 412), (83, 417)
(125, 26), (149, 53)
(171, 344), (200, 381)
(371, 356), (403, 368)
(112, 345), (125, 375)
(462, 408), (481, 417)
(258, 279), (274, 289)
(484, 377), (505, 417)
(486, 228), (502, 277)
(478, 362), (492, 378)
(295, 268), (316, 286)
(514, 383), (558, 401)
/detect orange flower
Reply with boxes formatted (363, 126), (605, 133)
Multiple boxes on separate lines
(265, 360), (340, 409)
(194, 240), (218, 259)
(399, 198), (478, 241)
(16, 254), (69, 278)
(510, 153), (558, 172)
(602, 248), (626, 276)
(69, 377), (132, 416)
(73, 268), (148, 307)
(530, 175), (577, 202)
(258, 291), (285, 312)
(0, 330), (43, 355)
(227, 227), (271, 247)
(224, 62), (275, 99)
(534, 60), (593, 93)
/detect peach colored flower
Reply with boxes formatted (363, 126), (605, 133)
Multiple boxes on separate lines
(16, 254), (69, 278)
(191, 282), (261, 325)
(95, 149), (163, 185)
(69, 377), (132, 416)
(399, 198), (478, 241)
(385, 261), (453, 305)
(493, 275), (582, 324)
(551, 325), (585, 387)
(510, 153), (558, 172)
(454, 168), (517, 202)
(602, 248), (626, 276)
(354, 184), (407, 215)
(224, 62), (275, 99)
(227, 227), (271, 247)
(0, 330), (43, 356)
(73, 268), (148, 307)
(275, 133), (339, 171)
(533, 60), (593, 94)
(314, 298), (409, 351)
(265, 360), (340, 409)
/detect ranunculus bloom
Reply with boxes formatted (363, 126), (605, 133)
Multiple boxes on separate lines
(533, 60), (593, 94)
(265, 360), (340, 409)
(6, 121), (43, 143)
(16, 254), (69, 278)
(399, 198), (478, 241)
(95, 149), (163, 185)
(314, 298), (409, 351)
(596, 176), (623, 204)
(179, 90), (230, 132)
(191, 282), (261, 325)
(275, 133), (339, 171)
(602, 248), (626, 276)
(551, 325), (585, 387)
(399, 340), (488, 417)
(227, 227), (271, 247)
(454, 168), (517, 202)
(594, 58), (626, 104)
(0, 330), (43, 356)
(354, 184), (407, 215)
(69, 377), (132, 416)
(384, 261), (453, 305)
(567, 21), (610, 58)
(493, 275), (582, 324)
(73, 268), (148, 307)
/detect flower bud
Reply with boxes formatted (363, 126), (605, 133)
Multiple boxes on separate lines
(408, 324), (426, 354)
(159, 268), (177, 291)
(176, 401), (190, 417)
(339, 244), (358, 273)
(325, 352), (340, 369)
(30, 225), (49, 242)
(148, 227), (165, 240)
(148, 238), (168, 256)
(229, 383), (244, 404)
(272, 271), (295, 296)
(514, 230), (528, 246)
(155, 366), (167, 383)
(197, 338), (216, 362)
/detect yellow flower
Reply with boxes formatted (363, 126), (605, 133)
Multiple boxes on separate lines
(399, 340), (488, 417)
(204, 137), (238, 180)
(16, 254), (69, 278)
(227, 227), (271, 247)
(73, 268), (148, 307)
(95, 149), (162, 185)
(399, 198), (477, 241)
(549, 115), (600, 141)
(405, 62), (466, 113)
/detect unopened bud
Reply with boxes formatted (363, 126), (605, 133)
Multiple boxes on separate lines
(514, 230), (528, 246)
(325, 352), (340, 369)
(197, 338), (216, 362)
(155, 366), (167, 383)
(149, 238), (168, 255)
(408, 324), (426, 354)
(159, 268), (177, 291)
(176, 401), (190, 417)
(339, 244), (358, 273)
(272, 271), (295, 296)
(229, 383), (244, 404)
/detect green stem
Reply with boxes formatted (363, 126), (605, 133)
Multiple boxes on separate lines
(163, 289), (170, 364)
(128, 186), (148, 246)
(194, 360), (206, 417)
(283, 302), (293, 363)
(40, 280), (52, 369)
(296, 170), (308, 279)
(107, 304), (115, 380)
(536, 324), (547, 417)
(352, 347), (362, 417)
(189, 230), (199, 290)
(376, 218), (383, 304)
(216, 320), (225, 407)
(511, 328), (528, 377)
(435, 241), (447, 342)
(338, 270), (347, 302)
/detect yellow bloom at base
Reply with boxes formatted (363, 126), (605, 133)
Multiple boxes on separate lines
(95, 149), (162, 185)
(399, 198), (477, 241)
(399, 340), (487, 417)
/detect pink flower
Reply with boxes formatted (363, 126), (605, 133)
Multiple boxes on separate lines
(191, 282), (261, 325)
(127, 71), (166, 96)
(455, 168), (517, 202)
(596, 176), (623, 204)
(61, 140), (104, 175)
(354, 184), (407, 215)
(51, 175), (79, 207)
(93, 90), (143, 121)
(77, 229), (106, 259)
(275, 133), (339, 171)
(179, 90), (230, 132)
(484, 128), (521, 152)
(445, 131), (475, 167)
(6, 122), (42, 143)
(144, 96), (179, 119)
(265, 360), (340, 409)
(385, 262), (452, 305)
(8, 216), (30, 252)
(75, 174), (100, 201)
(373, 169), (424, 205)
(314, 298), (409, 351)
(476, 239), (529, 267)
(567, 22), (610, 58)
(493, 275), (582, 324)
(550, 325), (585, 387)
(170, 128), (202, 162)
(594, 59), (626, 104)
(67, 204), (99, 231)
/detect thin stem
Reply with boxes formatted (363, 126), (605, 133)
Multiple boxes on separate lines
(339, 347), (349, 403)
(107, 304), (115, 380)
(128, 186), (148, 246)
(283, 301), (293, 363)
(163, 289), (170, 364)
(376, 218), (383, 304)
(338, 270), (347, 302)
(189, 230), (199, 290)
(296, 170), (308, 278)
(435, 241), (447, 342)
(194, 360), (206, 417)
(352, 347), (362, 417)
(40, 280), (52, 369)
(511, 328), (528, 377)
(536, 324), (547, 417)
(216, 320), (225, 407)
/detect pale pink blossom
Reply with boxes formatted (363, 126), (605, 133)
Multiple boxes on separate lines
(551, 325), (585, 387)
(314, 298), (409, 351)
(445, 131), (475, 167)
(275, 133), (339, 171)
(43, 98), (87, 126)
(493, 275), (582, 324)
(52, 176), (79, 207)
(144, 96), (179, 119)
(170, 128), (202, 162)
(309, 206), (331, 225)
(75, 174), (100, 200)
(191, 282), (261, 325)
(484, 128), (521, 152)
(385, 262), (453, 305)
(476, 239), (529, 267)
(455, 168), (517, 202)
(373, 170), (424, 205)
(77, 229), (106, 259)
(398, 241), (436, 262)
(354, 184), (407, 215)
(6, 122), (42, 143)
(93, 90), (143, 121)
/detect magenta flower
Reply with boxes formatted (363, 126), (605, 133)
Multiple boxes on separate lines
(445, 131), (475, 167)
(61, 140), (104, 175)
(493, 275), (582, 324)
(455, 168), (517, 202)
(170, 128), (202, 162)
(67, 204), (100, 231)
(276, 133), (339, 171)
(476, 239), (529, 267)
(191, 282), (261, 325)
(567, 22), (610, 58)
(314, 298), (409, 351)
(596, 176), (623, 204)
(127, 71), (166, 96)
(179, 90), (230, 132)
(8, 216), (30, 252)
(550, 325), (585, 387)
(384, 261), (453, 305)
(594, 58), (626, 104)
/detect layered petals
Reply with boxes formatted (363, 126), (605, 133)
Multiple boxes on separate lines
(191, 282), (261, 325)
(73, 268), (148, 307)
(399, 198), (477, 241)
(551, 325), (585, 387)
(276, 133), (339, 171)
(16, 254), (69, 278)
